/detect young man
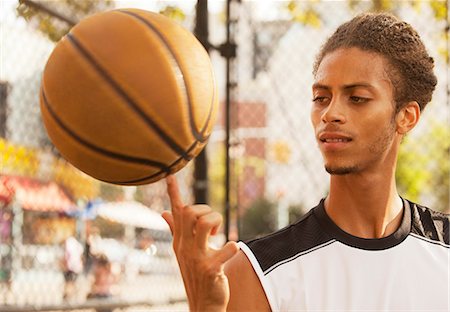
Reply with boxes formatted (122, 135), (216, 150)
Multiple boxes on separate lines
(162, 13), (449, 311)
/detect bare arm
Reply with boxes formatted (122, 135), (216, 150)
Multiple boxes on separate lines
(225, 250), (271, 312)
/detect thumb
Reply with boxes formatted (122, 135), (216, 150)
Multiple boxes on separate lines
(161, 211), (174, 235)
(216, 241), (240, 264)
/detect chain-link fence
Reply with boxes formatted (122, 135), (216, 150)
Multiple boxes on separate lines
(0, 0), (449, 311)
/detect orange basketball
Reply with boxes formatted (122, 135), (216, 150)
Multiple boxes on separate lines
(40, 9), (218, 185)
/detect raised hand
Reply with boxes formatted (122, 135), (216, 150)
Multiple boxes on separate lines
(162, 175), (239, 312)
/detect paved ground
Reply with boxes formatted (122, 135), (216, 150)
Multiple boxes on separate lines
(128, 302), (188, 311)
(0, 269), (187, 311)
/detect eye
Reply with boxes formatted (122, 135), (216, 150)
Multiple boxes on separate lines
(350, 96), (369, 104)
(312, 96), (329, 104)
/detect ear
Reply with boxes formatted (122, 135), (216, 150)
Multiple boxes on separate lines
(395, 101), (420, 135)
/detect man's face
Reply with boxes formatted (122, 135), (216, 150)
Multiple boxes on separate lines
(311, 47), (398, 175)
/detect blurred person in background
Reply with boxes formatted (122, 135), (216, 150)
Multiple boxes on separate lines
(137, 230), (156, 254)
(84, 225), (101, 275)
(61, 236), (84, 301)
(87, 254), (120, 312)
(0, 210), (12, 301)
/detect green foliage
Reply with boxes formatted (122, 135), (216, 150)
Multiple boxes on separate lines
(348, 0), (394, 12)
(16, 0), (114, 42)
(288, 203), (306, 224)
(285, 1), (322, 27)
(396, 121), (450, 211)
(16, 1), (186, 43)
(350, 0), (448, 21)
(207, 144), (226, 212)
(159, 5), (186, 22)
(240, 198), (277, 241)
(429, 0), (448, 20)
(287, 0), (448, 26)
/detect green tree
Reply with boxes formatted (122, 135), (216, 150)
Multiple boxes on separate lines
(16, 0), (115, 42)
(285, 1), (322, 28)
(289, 203), (307, 224)
(208, 144), (226, 212)
(159, 5), (186, 22)
(286, 0), (448, 29)
(396, 121), (450, 211)
(240, 198), (277, 241)
(16, 1), (186, 43)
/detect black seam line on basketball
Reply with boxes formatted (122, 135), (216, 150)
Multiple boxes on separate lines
(117, 10), (212, 143)
(111, 138), (204, 184)
(41, 88), (168, 170)
(113, 139), (201, 184)
(65, 33), (190, 161)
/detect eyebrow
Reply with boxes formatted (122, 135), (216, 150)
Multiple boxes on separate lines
(312, 82), (376, 90)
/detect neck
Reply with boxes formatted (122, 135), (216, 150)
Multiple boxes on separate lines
(325, 166), (404, 239)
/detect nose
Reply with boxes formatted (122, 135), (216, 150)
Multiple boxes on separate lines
(321, 98), (346, 124)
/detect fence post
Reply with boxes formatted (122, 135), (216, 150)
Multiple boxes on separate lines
(193, 0), (210, 205)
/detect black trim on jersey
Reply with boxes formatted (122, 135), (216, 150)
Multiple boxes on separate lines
(409, 200), (450, 246)
(244, 207), (334, 273)
(243, 197), (449, 275)
(313, 198), (411, 250)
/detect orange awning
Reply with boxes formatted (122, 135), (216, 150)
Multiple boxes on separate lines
(0, 175), (76, 212)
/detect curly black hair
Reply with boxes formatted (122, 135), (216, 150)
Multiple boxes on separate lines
(313, 13), (437, 112)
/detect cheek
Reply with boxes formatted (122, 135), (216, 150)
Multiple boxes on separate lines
(310, 106), (321, 128)
(358, 111), (393, 136)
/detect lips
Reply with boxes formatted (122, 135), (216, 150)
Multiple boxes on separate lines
(318, 132), (352, 150)
(318, 132), (352, 142)
(321, 138), (351, 143)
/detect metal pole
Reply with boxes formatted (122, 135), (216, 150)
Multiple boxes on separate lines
(193, 0), (210, 204)
(0, 82), (9, 138)
(224, 0), (232, 241)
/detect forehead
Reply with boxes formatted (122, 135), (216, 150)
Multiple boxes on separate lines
(314, 47), (392, 88)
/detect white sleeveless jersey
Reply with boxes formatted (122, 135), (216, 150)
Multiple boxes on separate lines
(239, 198), (450, 311)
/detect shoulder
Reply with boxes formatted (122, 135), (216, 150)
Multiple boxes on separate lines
(408, 199), (449, 246)
(243, 204), (334, 273)
(225, 250), (271, 311)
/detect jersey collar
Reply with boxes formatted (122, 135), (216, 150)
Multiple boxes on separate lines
(313, 197), (411, 250)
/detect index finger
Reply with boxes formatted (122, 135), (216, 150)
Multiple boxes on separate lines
(166, 175), (184, 209)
